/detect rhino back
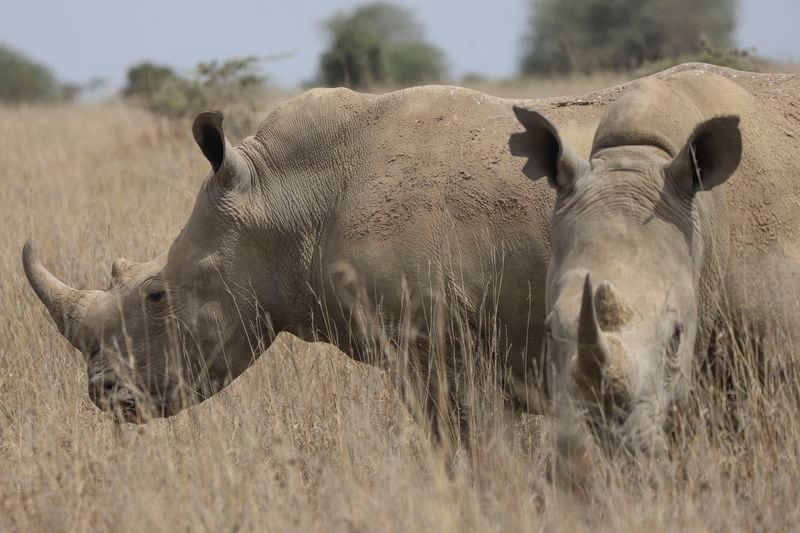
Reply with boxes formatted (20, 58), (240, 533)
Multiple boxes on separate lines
(242, 84), (608, 368)
(324, 87), (604, 315)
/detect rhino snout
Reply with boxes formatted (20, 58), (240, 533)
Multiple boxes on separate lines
(87, 371), (144, 424)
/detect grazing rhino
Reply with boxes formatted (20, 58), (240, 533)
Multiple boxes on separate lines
(23, 85), (609, 434)
(511, 64), (800, 455)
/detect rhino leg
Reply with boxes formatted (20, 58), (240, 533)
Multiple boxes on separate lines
(704, 247), (800, 410)
(326, 260), (473, 450)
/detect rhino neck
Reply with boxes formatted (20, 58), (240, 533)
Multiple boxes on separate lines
(243, 88), (371, 235)
(692, 186), (730, 357)
(235, 99), (371, 334)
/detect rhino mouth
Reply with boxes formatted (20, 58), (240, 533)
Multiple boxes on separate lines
(87, 364), (152, 424)
(111, 396), (143, 425)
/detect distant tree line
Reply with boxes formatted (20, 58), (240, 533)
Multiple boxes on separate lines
(0, 44), (79, 103)
(520, 0), (739, 74)
(0, 0), (754, 108)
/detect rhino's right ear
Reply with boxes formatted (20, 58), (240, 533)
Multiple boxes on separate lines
(510, 106), (588, 191)
(664, 115), (742, 194)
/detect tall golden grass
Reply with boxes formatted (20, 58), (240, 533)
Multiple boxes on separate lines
(2, 79), (800, 531)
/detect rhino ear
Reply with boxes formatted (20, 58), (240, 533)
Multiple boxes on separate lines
(192, 111), (248, 189)
(193, 111), (227, 172)
(665, 115), (742, 194)
(510, 106), (588, 190)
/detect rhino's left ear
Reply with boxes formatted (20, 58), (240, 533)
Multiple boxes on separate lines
(193, 111), (228, 172)
(193, 111), (245, 187)
(665, 115), (742, 194)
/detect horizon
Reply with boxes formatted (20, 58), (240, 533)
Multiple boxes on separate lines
(2, 0), (799, 90)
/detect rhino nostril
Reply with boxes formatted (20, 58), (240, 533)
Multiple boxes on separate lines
(669, 324), (684, 355)
(88, 373), (118, 404)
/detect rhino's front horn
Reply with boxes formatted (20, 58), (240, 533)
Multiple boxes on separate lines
(22, 239), (95, 346)
(574, 274), (611, 392)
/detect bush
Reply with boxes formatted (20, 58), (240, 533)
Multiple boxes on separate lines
(319, 2), (446, 89)
(123, 63), (181, 101)
(521, 0), (738, 74)
(122, 57), (271, 137)
(0, 44), (61, 103)
(387, 42), (446, 87)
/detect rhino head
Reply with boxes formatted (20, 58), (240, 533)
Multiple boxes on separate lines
(511, 105), (742, 455)
(23, 112), (272, 423)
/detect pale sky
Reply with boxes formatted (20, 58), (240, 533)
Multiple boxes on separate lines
(2, 0), (798, 89)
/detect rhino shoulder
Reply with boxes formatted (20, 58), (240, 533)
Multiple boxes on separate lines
(255, 87), (374, 138)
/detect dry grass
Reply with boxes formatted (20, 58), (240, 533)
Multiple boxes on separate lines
(2, 80), (800, 532)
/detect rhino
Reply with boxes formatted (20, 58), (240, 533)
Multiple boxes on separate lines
(22, 85), (612, 436)
(511, 64), (800, 455)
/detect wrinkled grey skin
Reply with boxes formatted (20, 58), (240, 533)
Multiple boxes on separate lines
(25, 86), (602, 428)
(511, 67), (800, 456)
(23, 114), (269, 419)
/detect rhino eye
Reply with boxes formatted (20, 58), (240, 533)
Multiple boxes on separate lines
(146, 290), (165, 304)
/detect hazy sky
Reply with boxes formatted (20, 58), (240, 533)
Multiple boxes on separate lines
(2, 0), (799, 89)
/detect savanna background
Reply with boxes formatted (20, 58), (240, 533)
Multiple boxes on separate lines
(2, 0), (800, 530)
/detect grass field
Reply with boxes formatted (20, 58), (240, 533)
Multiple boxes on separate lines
(2, 77), (800, 531)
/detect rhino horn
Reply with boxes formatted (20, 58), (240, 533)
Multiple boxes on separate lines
(574, 274), (611, 391)
(22, 239), (95, 346)
(594, 281), (633, 331)
(111, 258), (138, 280)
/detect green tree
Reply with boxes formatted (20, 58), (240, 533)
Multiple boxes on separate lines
(520, 0), (738, 74)
(387, 42), (446, 87)
(123, 62), (180, 100)
(320, 26), (387, 88)
(0, 44), (60, 103)
(319, 2), (446, 89)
